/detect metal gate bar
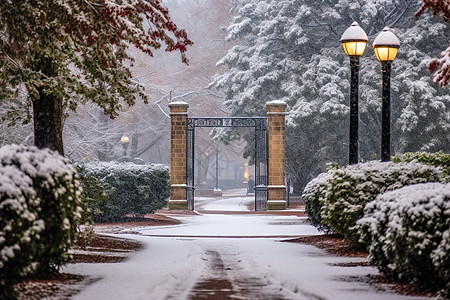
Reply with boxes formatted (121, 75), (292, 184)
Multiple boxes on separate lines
(254, 118), (268, 211)
(186, 117), (268, 211)
(186, 119), (195, 210)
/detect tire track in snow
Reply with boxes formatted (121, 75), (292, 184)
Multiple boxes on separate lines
(188, 250), (288, 299)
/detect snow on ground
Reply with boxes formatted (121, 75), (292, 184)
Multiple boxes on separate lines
(137, 213), (318, 238)
(63, 194), (435, 300)
(194, 188), (254, 211)
(66, 236), (206, 300)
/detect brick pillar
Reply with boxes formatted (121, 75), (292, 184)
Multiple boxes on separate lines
(267, 100), (287, 210)
(168, 101), (189, 210)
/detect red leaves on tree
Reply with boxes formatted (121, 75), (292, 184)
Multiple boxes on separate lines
(416, 0), (450, 86)
(416, 0), (450, 21)
(428, 46), (450, 86)
(0, 0), (193, 121)
(58, 0), (193, 68)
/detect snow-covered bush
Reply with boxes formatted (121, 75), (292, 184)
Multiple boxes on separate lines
(75, 172), (108, 246)
(357, 183), (450, 297)
(79, 161), (170, 222)
(303, 169), (336, 232)
(302, 161), (444, 244)
(0, 166), (40, 297)
(393, 151), (450, 180)
(0, 145), (82, 297)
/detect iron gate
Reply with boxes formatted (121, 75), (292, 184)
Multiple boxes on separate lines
(186, 117), (268, 211)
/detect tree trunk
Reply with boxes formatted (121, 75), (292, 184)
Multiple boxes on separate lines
(33, 88), (64, 155)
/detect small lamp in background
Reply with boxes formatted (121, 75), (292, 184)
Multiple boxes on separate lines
(121, 135), (129, 157)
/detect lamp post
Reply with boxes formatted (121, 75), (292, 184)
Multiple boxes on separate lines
(215, 145), (219, 190)
(373, 27), (400, 162)
(341, 22), (368, 165)
(120, 135), (129, 157)
(213, 145), (222, 195)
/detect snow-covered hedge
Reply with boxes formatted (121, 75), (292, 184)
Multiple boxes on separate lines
(303, 170), (335, 232)
(75, 174), (108, 245)
(357, 183), (450, 297)
(393, 151), (450, 180)
(0, 145), (82, 297)
(78, 161), (170, 222)
(302, 161), (444, 244)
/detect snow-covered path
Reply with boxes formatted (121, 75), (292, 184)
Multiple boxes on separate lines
(63, 195), (434, 300)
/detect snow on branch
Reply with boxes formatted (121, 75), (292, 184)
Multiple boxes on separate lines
(428, 46), (450, 86)
(416, 0), (450, 21)
(416, 0), (450, 86)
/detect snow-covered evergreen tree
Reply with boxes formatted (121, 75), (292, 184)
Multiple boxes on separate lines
(212, 0), (450, 193)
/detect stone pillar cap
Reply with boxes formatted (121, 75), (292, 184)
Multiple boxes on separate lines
(266, 100), (287, 107)
(168, 101), (189, 108)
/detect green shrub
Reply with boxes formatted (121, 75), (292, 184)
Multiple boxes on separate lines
(0, 145), (82, 298)
(75, 170), (108, 245)
(302, 161), (444, 245)
(79, 161), (170, 222)
(393, 151), (450, 180)
(0, 166), (40, 298)
(357, 183), (450, 297)
(303, 171), (335, 232)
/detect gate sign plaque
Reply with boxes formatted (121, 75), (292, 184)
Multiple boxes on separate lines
(223, 118), (232, 127)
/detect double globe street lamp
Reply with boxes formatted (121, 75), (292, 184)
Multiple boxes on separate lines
(341, 23), (400, 163)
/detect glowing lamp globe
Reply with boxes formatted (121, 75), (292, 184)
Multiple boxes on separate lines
(341, 22), (368, 56)
(373, 27), (400, 62)
(121, 135), (129, 143)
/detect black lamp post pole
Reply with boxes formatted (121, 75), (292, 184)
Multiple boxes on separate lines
(349, 55), (360, 165)
(122, 142), (129, 157)
(215, 145), (219, 190)
(381, 61), (392, 161)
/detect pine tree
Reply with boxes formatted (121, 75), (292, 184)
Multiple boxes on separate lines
(212, 0), (450, 193)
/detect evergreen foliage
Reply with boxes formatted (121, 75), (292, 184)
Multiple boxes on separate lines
(78, 161), (170, 222)
(357, 183), (450, 297)
(75, 168), (109, 245)
(0, 145), (82, 298)
(77, 173), (109, 221)
(302, 167), (336, 233)
(302, 161), (444, 245)
(213, 0), (450, 193)
(393, 151), (450, 179)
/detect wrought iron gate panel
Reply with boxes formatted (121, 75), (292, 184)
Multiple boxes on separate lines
(254, 119), (268, 211)
(186, 119), (195, 210)
(186, 117), (268, 211)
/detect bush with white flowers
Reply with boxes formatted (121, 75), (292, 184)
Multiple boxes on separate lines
(0, 145), (82, 297)
(357, 183), (450, 297)
(79, 161), (170, 222)
(302, 161), (444, 245)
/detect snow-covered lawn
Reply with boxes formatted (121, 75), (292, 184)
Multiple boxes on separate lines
(63, 196), (434, 300)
